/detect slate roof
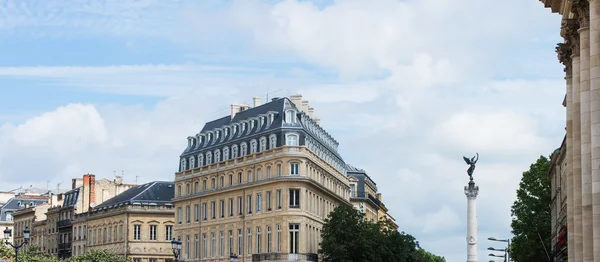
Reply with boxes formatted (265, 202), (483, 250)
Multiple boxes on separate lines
(61, 187), (80, 208)
(0, 197), (48, 221)
(200, 98), (286, 133)
(93, 181), (174, 211)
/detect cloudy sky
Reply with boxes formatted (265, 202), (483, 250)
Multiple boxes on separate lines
(0, 0), (564, 260)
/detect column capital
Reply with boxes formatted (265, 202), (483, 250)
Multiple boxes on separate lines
(572, 0), (590, 29)
(562, 19), (580, 56)
(464, 183), (479, 199)
(557, 43), (573, 76)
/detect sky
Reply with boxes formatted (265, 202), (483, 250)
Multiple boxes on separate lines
(0, 0), (565, 261)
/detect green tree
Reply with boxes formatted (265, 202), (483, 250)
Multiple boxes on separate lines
(319, 204), (445, 262)
(66, 249), (130, 262)
(510, 155), (552, 262)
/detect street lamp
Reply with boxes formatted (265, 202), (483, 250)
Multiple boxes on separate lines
(230, 253), (238, 262)
(488, 237), (510, 262)
(171, 237), (182, 262)
(4, 226), (30, 262)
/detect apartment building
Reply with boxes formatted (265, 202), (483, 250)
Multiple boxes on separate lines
(173, 95), (351, 262)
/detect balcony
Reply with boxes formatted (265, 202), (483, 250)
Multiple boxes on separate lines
(57, 220), (72, 229)
(251, 253), (318, 262)
(58, 242), (71, 251)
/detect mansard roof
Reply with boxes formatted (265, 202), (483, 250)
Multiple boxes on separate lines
(200, 98), (287, 133)
(93, 181), (174, 211)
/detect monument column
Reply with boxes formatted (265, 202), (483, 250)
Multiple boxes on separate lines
(566, 17), (584, 262)
(574, 0), (594, 260)
(463, 153), (479, 262)
(557, 40), (574, 262)
(588, 0), (600, 259)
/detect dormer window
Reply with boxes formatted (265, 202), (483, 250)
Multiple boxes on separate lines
(286, 133), (299, 146)
(214, 149), (221, 162)
(180, 158), (187, 171)
(250, 120), (254, 130)
(198, 154), (204, 167)
(259, 137), (267, 152)
(216, 131), (220, 141)
(233, 125), (238, 134)
(241, 143), (247, 156)
(269, 114), (274, 125)
(269, 134), (277, 149)
(206, 152), (212, 164)
(285, 110), (296, 123)
(250, 139), (257, 154)
(232, 145), (239, 158)
(189, 156), (195, 169)
(259, 117), (263, 128)
(241, 123), (246, 133)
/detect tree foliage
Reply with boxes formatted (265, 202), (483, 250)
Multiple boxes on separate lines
(319, 204), (445, 262)
(510, 155), (551, 262)
(65, 249), (130, 262)
(0, 243), (129, 262)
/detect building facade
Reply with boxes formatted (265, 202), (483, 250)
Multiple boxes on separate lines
(549, 137), (568, 261)
(537, 0), (600, 261)
(74, 181), (175, 262)
(173, 95), (351, 262)
(0, 195), (49, 247)
(12, 203), (50, 250)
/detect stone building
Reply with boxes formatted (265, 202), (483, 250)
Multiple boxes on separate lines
(549, 137), (568, 261)
(0, 195), (49, 247)
(346, 165), (397, 230)
(173, 95), (351, 262)
(12, 203), (50, 250)
(73, 181), (175, 262)
(537, 0), (600, 261)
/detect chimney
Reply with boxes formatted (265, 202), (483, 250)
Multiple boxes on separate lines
(253, 97), (261, 107)
(308, 107), (315, 118)
(89, 174), (96, 210)
(301, 101), (309, 113)
(114, 176), (123, 185)
(231, 104), (241, 119)
(376, 193), (382, 202)
(289, 94), (303, 109)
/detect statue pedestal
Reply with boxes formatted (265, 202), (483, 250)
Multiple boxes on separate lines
(465, 181), (479, 262)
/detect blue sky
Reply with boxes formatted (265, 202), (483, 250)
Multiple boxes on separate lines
(0, 0), (565, 261)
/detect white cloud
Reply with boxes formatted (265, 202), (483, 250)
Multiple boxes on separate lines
(422, 205), (461, 233)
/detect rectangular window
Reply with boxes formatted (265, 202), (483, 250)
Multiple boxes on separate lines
(220, 231), (224, 257)
(229, 230), (233, 254)
(289, 189), (300, 208)
(277, 164), (282, 176)
(276, 190), (282, 209)
(166, 225), (173, 241)
(350, 184), (355, 197)
(203, 180), (207, 191)
(186, 206), (191, 223)
(133, 225), (141, 240)
(257, 193), (262, 212)
(203, 234), (207, 258)
(289, 224), (299, 254)
(267, 191), (272, 210)
(247, 195), (253, 214)
(195, 182), (199, 193)
(276, 224), (281, 252)
(257, 169), (262, 180)
(267, 166), (271, 178)
(237, 229), (242, 256)
(229, 198), (234, 216)
(186, 235), (190, 259)
(220, 200), (225, 218)
(247, 171), (253, 183)
(266, 226), (272, 253)
(194, 204), (199, 221)
(150, 225), (157, 241)
(247, 228), (252, 254)
(238, 197), (243, 215)
(290, 163), (299, 175)
(211, 233), (216, 258)
(195, 235), (199, 259)
(211, 201), (216, 219)
(256, 226), (261, 254)
(177, 207), (182, 224)
(203, 203), (207, 220)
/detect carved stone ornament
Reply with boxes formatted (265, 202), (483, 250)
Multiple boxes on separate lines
(466, 236), (477, 245)
(562, 19), (581, 55)
(556, 43), (573, 75)
(572, 0), (590, 28)
(464, 183), (479, 199)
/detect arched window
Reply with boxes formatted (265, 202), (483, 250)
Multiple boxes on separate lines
(285, 133), (299, 146)
(285, 110), (296, 123)
(223, 147), (230, 160)
(189, 156), (195, 169)
(198, 154), (204, 167)
(5, 212), (12, 221)
(241, 143), (247, 156)
(181, 158), (187, 171)
(178, 185), (182, 196)
(250, 139), (257, 154)
(214, 149), (221, 163)
(232, 145), (238, 158)
(259, 137), (267, 152)
(269, 134), (277, 149)
(206, 152), (212, 164)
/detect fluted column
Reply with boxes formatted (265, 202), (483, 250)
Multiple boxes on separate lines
(574, 0), (594, 260)
(589, 0), (600, 259)
(567, 17), (584, 262)
(558, 40), (574, 262)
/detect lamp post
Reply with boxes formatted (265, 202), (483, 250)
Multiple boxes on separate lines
(4, 226), (30, 262)
(230, 253), (238, 262)
(171, 237), (182, 262)
(488, 237), (510, 262)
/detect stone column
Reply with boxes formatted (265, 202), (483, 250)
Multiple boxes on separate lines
(567, 17), (584, 262)
(574, 0), (594, 260)
(589, 0), (600, 260)
(464, 181), (479, 262)
(557, 40), (574, 262)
